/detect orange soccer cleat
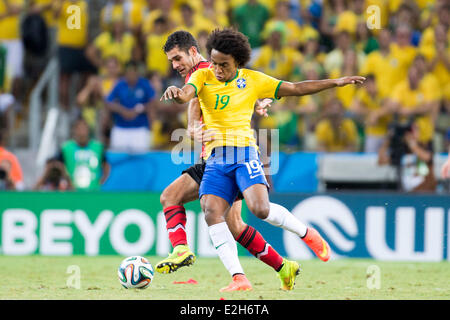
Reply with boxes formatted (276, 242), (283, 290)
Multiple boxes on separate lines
(219, 274), (253, 292)
(302, 228), (331, 262)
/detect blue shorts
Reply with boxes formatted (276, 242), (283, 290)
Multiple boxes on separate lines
(199, 146), (269, 206)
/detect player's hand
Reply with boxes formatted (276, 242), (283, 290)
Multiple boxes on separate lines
(255, 98), (272, 117)
(190, 124), (216, 143)
(160, 86), (183, 101)
(335, 76), (366, 87)
(441, 159), (450, 179)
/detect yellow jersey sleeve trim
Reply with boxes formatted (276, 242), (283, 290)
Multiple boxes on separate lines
(186, 83), (198, 97)
(274, 80), (283, 100)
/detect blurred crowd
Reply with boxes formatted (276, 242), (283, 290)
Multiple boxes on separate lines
(0, 0), (449, 192)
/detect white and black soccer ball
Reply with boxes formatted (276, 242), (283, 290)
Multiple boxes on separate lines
(118, 256), (154, 289)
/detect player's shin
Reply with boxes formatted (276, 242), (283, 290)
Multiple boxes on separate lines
(264, 202), (307, 238)
(164, 205), (188, 248)
(235, 225), (284, 272)
(208, 222), (245, 276)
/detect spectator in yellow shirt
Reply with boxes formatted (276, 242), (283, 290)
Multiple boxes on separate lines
(177, 3), (216, 39)
(360, 28), (393, 99)
(420, 22), (450, 95)
(54, 0), (96, 109)
(77, 55), (122, 146)
(141, 0), (179, 36)
(252, 26), (303, 80)
(323, 30), (366, 75)
(386, 57), (441, 144)
(330, 49), (359, 110)
(262, 1), (303, 48)
(387, 24), (417, 86)
(350, 74), (391, 153)
(0, 0), (25, 100)
(201, 0), (229, 27)
(86, 15), (137, 73)
(145, 15), (172, 78)
(362, 25), (417, 99)
(314, 98), (359, 153)
(100, 0), (147, 35)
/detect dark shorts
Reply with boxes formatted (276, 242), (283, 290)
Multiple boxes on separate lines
(182, 160), (244, 201)
(58, 46), (97, 74)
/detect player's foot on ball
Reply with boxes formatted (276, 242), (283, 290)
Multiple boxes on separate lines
(302, 227), (331, 262)
(277, 259), (300, 291)
(219, 274), (253, 292)
(155, 244), (196, 274)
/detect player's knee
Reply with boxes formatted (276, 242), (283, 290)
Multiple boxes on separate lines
(160, 188), (178, 208)
(248, 202), (270, 220)
(201, 201), (223, 226)
(204, 208), (224, 226)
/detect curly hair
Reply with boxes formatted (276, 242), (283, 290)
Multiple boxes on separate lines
(163, 30), (199, 53)
(206, 28), (251, 68)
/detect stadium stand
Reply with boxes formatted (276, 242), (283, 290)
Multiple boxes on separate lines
(0, 0), (448, 192)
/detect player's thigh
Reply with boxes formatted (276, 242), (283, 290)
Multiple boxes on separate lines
(160, 173), (199, 207)
(241, 183), (270, 219)
(224, 200), (246, 238)
(235, 157), (270, 219)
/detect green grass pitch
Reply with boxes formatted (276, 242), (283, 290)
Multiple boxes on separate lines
(1, 256), (449, 300)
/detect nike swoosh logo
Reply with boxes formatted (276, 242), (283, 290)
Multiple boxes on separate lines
(214, 242), (227, 250)
(249, 173), (263, 179)
(177, 251), (188, 257)
(204, 83), (215, 86)
(319, 241), (328, 258)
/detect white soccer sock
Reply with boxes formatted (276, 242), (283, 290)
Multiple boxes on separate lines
(225, 226), (239, 256)
(208, 222), (244, 276)
(264, 202), (308, 238)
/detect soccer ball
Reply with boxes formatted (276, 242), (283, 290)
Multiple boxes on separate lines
(118, 256), (154, 289)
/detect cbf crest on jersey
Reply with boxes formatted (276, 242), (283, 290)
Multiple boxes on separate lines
(236, 78), (246, 89)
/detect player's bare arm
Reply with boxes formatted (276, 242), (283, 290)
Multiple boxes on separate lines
(160, 84), (196, 104)
(277, 76), (366, 98)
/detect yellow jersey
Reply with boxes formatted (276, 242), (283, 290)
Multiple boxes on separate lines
(252, 45), (303, 80)
(360, 50), (392, 98)
(329, 69), (356, 110)
(145, 32), (171, 76)
(419, 27), (450, 91)
(0, 0), (24, 40)
(314, 118), (358, 152)
(94, 31), (135, 66)
(355, 88), (391, 137)
(391, 74), (441, 143)
(361, 43), (417, 99)
(187, 68), (282, 159)
(56, 0), (89, 48)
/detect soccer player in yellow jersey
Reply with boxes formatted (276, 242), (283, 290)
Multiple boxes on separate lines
(157, 31), (333, 293)
(161, 29), (365, 291)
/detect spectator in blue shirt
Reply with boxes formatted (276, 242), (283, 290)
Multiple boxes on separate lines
(106, 61), (156, 152)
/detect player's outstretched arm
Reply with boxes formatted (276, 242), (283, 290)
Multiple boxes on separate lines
(160, 84), (196, 104)
(277, 76), (366, 98)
